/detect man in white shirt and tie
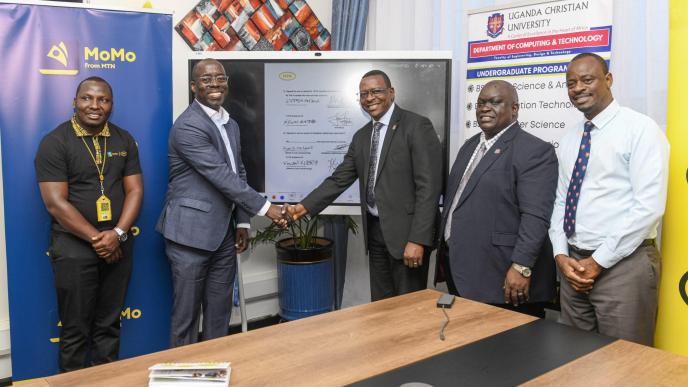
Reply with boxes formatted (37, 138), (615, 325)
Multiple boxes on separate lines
(157, 59), (287, 347)
(549, 53), (670, 345)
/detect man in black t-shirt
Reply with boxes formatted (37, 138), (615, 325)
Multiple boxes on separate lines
(34, 77), (143, 372)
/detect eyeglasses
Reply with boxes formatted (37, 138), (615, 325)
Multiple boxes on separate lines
(196, 75), (228, 85)
(358, 88), (389, 99)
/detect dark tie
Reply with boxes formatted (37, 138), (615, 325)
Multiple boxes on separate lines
(444, 142), (487, 241)
(564, 121), (594, 238)
(366, 122), (383, 208)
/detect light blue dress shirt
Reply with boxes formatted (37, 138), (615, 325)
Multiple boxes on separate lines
(549, 100), (670, 268)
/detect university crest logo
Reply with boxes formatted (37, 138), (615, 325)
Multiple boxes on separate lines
(486, 13), (504, 39)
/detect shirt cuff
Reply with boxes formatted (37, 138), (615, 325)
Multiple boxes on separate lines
(550, 235), (569, 258)
(257, 200), (271, 217)
(237, 223), (250, 229)
(591, 244), (623, 269)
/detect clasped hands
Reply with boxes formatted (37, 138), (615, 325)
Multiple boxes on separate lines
(555, 254), (603, 293)
(91, 230), (122, 264)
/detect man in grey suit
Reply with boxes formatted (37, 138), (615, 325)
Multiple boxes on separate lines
(438, 80), (557, 317)
(287, 70), (443, 301)
(157, 59), (287, 347)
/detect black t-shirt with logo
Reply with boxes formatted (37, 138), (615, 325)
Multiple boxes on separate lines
(35, 120), (142, 232)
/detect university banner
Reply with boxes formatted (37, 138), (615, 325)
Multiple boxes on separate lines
(465, 0), (612, 143)
(655, 0), (688, 355)
(0, 3), (172, 379)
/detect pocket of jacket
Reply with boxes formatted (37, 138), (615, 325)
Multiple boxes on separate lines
(492, 232), (517, 246)
(177, 198), (212, 212)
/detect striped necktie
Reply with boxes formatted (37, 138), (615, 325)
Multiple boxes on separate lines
(366, 122), (383, 208)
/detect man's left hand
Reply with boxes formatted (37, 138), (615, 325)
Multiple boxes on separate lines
(235, 227), (249, 254)
(91, 230), (120, 258)
(577, 256), (603, 281)
(504, 267), (530, 306)
(403, 242), (424, 268)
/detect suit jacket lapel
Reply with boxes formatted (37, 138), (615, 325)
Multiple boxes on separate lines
(360, 122), (374, 190)
(446, 136), (479, 203)
(223, 122), (238, 170)
(192, 101), (235, 169)
(375, 107), (401, 180)
(457, 123), (519, 208)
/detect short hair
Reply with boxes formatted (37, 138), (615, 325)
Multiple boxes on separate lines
(75, 76), (113, 98)
(361, 69), (392, 88)
(569, 52), (609, 74)
(483, 80), (519, 104)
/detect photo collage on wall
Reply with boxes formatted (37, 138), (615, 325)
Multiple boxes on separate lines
(176, 0), (331, 51)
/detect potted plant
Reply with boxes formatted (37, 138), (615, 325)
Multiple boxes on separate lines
(250, 215), (358, 320)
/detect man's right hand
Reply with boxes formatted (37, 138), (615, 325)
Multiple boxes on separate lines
(100, 246), (123, 264)
(555, 254), (594, 293)
(266, 204), (289, 228)
(285, 203), (308, 222)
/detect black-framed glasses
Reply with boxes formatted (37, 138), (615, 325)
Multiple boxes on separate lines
(196, 75), (228, 85)
(358, 88), (390, 99)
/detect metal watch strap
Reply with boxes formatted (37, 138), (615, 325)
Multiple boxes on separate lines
(114, 227), (127, 242)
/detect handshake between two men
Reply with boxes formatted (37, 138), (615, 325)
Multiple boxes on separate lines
(264, 203), (309, 229)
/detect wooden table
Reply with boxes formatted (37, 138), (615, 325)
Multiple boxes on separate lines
(23, 289), (688, 386)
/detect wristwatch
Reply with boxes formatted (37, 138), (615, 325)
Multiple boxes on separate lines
(511, 263), (532, 278)
(113, 227), (128, 243)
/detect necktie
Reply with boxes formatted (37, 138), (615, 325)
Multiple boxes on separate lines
(564, 121), (594, 238)
(366, 122), (383, 208)
(444, 142), (487, 241)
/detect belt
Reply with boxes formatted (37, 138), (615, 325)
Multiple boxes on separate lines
(568, 239), (655, 257)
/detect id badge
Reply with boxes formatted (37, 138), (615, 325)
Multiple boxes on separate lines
(97, 195), (112, 222)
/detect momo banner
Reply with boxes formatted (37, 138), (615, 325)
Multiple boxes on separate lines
(0, 3), (172, 380)
(465, 0), (613, 144)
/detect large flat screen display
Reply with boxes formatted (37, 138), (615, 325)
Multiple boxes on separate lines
(183, 52), (451, 206)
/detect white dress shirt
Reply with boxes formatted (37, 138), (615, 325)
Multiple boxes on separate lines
(366, 103), (395, 217)
(549, 100), (669, 268)
(197, 100), (270, 226)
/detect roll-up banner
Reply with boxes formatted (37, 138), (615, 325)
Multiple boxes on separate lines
(465, 0), (613, 143)
(0, 2), (172, 379)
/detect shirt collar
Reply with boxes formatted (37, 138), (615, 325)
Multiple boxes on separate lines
(589, 99), (619, 130)
(71, 115), (110, 137)
(480, 120), (515, 149)
(197, 99), (230, 126)
(372, 103), (396, 128)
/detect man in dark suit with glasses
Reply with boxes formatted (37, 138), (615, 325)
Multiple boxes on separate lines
(287, 69), (443, 301)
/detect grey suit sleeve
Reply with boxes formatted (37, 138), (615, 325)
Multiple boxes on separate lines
(301, 136), (359, 215)
(407, 117), (443, 247)
(511, 141), (558, 267)
(171, 120), (266, 216)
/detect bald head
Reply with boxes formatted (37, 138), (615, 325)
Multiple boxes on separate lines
(191, 59), (224, 82)
(190, 59), (228, 110)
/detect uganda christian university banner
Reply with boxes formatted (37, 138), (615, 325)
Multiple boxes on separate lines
(0, 3), (172, 379)
(465, 0), (612, 144)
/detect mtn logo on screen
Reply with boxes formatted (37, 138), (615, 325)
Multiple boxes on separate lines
(279, 71), (296, 80)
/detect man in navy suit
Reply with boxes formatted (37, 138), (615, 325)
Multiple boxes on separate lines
(438, 80), (557, 317)
(157, 59), (286, 347)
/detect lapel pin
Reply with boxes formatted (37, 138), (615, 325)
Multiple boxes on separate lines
(392, 124), (397, 131)
(494, 148), (501, 154)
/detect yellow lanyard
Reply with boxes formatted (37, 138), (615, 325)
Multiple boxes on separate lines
(81, 135), (108, 196)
